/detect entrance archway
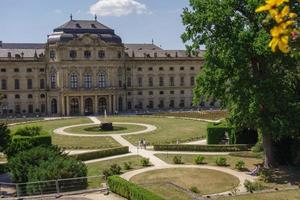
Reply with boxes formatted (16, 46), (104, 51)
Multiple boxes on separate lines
(84, 98), (93, 115)
(70, 98), (80, 115)
(98, 97), (107, 114)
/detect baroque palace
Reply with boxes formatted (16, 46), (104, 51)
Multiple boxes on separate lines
(0, 17), (204, 117)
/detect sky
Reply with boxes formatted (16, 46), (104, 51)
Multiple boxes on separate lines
(0, 0), (191, 50)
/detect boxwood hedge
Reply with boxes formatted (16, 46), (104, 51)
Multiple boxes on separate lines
(153, 144), (251, 152)
(108, 176), (164, 200)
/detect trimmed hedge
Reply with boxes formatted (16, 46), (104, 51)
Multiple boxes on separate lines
(207, 123), (233, 144)
(108, 176), (164, 200)
(153, 144), (252, 152)
(12, 135), (52, 147)
(71, 146), (129, 161)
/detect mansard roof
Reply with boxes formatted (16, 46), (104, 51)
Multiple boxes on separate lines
(54, 20), (113, 34)
(0, 43), (45, 49)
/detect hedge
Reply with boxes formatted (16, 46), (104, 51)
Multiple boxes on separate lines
(153, 144), (252, 152)
(12, 135), (52, 147)
(207, 123), (233, 144)
(108, 176), (165, 200)
(0, 163), (8, 174)
(71, 146), (129, 161)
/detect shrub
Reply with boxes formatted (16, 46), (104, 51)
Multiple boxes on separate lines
(140, 158), (150, 166)
(233, 129), (258, 144)
(153, 144), (251, 152)
(14, 126), (46, 137)
(110, 164), (122, 175)
(108, 176), (165, 200)
(123, 162), (132, 170)
(206, 122), (233, 144)
(190, 186), (200, 193)
(235, 160), (245, 171)
(194, 155), (205, 165)
(0, 163), (8, 174)
(215, 157), (227, 166)
(259, 168), (272, 183)
(71, 146), (129, 161)
(102, 169), (112, 179)
(252, 142), (263, 153)
(244, 180), (264, 192)
(173, 155), (183, 164)
(0, 123), (11, 152)
(5, 140), (34, 158)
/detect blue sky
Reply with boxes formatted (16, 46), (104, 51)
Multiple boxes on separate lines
(0, 0), (190, 50)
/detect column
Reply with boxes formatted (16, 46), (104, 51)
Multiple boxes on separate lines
(66, 96), (70, 116)
(108, 95), (112, 114)
(113, 95), (116, 113)
(61, 96), (65, 116)
(94, 95), (98, 115)
(80, 96), (84, 115)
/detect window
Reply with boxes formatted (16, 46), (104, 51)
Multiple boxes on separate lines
(50, 50), (56, 59)
(2, 95), (7, 99)
(1, 68), (5, 72)
(159, 100), (164, 108)
(180, 99), (185, 108)
(15, 79), (20, 90)
(127, 77), (132, 87)
(169, 67), (174, 71)
(138, 67), (142, 71)
(70, 73), (78, 89)
(41, 104), (46, 113)
(98, 50), (105, 58)
(84, 74), (92, 89)
(69, 50), (77, 58)
(138, 102), (143, 109)
(148, 100), (154, 109)
(191, 76), (195, 86)
(99, 72), (106, 88)
(148, 77), (153, 87)
(40, 79), (45, 89)
(28, 105), (33, 114)
(138, 77), (143, 87)
(190, 66), (195, 70)
(180, 66), (184, 71)
(40, 94), (45, 98)
(40, 68), (45, 72)
(169, 77), (174, 86)
(51, 73), (56, 89)
(159, 77), (164, 87)
(127, 92), (131, 96)
(149, 91), (153, 95)
(15, 94), (20, 99)
(180, 90), (185, 94)
(159, 67), (164, 71)
(127, 101), (132, 110)
(170, 91), (174, 95)
(169, 100), (175, 108)
(160, 91), (164, 95)
(1, 79), (7, 90)
(15, 105), (21, 114)
(84, 50), (91, 59)
(148, 67), (153, 71)
(14, 68), (19, 72)
(127, 67), (131, 71)
(51, 99), (58, 114)
(27, 79), (33, 89)
(180, 76), (185, 86)
(28, 94), (33, 99)
(138, 91), (143, 95)
(27, 68), (32, 72)
(119, 80), (123, 88)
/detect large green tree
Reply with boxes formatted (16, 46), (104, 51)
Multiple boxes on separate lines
(182, 0), (300, 167)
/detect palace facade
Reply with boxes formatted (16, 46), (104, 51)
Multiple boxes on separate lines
(0, 18), (204, 117)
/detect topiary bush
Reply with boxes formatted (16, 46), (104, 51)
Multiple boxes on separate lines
(173, 155), (183, 164)
(194, 155), (205, 165)
(14, 126), (45, 137)
(140, 158), (150, 166)
(109, 164), (122, 175)
(0, 123), (11, 152)
(215, 157), (227, 166)
(108, 176), (165, 200)
(123, 162), (132, 170)
(206, 122), (233, 144)
(235, 160), (245, 171)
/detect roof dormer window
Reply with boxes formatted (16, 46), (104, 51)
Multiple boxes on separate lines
(76, 23), (81, 28)
(91, 24), (96, 28)
(70, 50), (77, 59)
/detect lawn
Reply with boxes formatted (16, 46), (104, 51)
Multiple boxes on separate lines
(9, 118), (121, 149)
(219, 189), (300, 200)
(154, 110), (228, 121)
(100, 116), (208, 145)
(86, 155), (149, 188)
(130, 168), (240, 199)
(64, 123), (146, 135)
(155, 154), (262, 171)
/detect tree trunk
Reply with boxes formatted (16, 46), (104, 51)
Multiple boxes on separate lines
(262, 131), (274, 168)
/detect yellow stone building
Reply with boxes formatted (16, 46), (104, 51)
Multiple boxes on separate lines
(0, 18), (204, 117)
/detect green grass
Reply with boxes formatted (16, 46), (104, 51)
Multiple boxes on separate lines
(65, 123), (146, 135)
(130, 168), (239, 199)
(155, 154), (262, 171)
(100, 116), (208, 145)
(219, 189), (300, 200)
(9, 118), (121, 149)
(86, 155), (149, 188)
(154, 110), (228, 120)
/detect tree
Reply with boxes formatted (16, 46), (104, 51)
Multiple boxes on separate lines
(0, 123), (11, 152)
(182, 0), (300, 167)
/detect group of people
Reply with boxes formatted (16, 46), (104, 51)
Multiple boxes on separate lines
(138, 139), (147, 149)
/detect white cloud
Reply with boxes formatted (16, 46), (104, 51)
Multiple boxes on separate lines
(90, 0), (149, 17)
(54, 9), (62, 14)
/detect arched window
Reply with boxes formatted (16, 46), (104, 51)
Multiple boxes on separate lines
(70, 98), (80, 115)
(51, 72), (56, 89)
(70, 73), (78, 89)
(98, 97), (107, 113)
(28, 105), (34, 114)
(99, 72), (106, 88)
(51, 99), (57, 114)
(84, 74), (92, 89)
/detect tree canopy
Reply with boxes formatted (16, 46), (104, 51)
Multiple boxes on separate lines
(182, 0), (300, 166)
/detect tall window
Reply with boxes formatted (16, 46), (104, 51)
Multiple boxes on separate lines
(84, 74), (92, 89)
(148, 77), (153, 87)
(70, 73), (78, 89)
(127, 77), (132, 87)
(51, 73), (56, 89)
(99, 72), (106, 88)
(15, 105), (21, 114)
(138, 77), (143, 87)
(1, 79), (7, 90)
(159, 77), (164, 87)
(180, 76), (185, 86)
(27, 79), (33, 89)
(51, 99), (58, 114)
(169, 77), (174, 86)
(190, 76), (195, 86)
(15, 79), (20, 90)
(40, 79), (45, 89)
(28, 105), (33, 114)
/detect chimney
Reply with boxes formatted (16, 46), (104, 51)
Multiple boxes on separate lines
(0, 41), (2, 48)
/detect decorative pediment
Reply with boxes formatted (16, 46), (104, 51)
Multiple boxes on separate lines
(67, 34), (107, 47)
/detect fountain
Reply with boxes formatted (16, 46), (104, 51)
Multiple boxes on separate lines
(100, 109), (113, 131)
